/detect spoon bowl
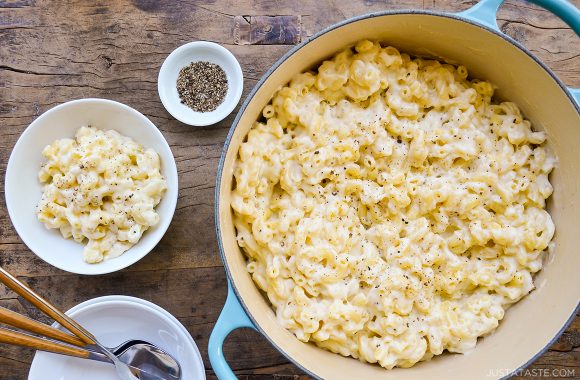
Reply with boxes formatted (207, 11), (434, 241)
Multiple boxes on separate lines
(113, 340), (181, 379)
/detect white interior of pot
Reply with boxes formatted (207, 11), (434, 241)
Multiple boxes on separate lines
(218, 13), (580, 379)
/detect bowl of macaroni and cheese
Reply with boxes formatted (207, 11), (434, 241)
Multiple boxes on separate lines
(210, 1), (580, 379)
(5, 98), (178, 275)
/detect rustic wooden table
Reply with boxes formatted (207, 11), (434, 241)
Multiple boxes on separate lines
(1, 0), (578, 379)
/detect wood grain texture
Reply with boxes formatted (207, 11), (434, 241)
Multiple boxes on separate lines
(0, 0), (578, 379)
(234, 16), (302, 45)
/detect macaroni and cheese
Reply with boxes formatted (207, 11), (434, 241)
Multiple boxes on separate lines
(231, 41), (555, 369)
(37, 126), (167, 263)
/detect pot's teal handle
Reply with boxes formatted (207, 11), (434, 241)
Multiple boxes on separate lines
(460, 0), (580, 34)
(209, 282), (256, 380)
(459, 0), (580, 107)
(571, 88), (580, 105)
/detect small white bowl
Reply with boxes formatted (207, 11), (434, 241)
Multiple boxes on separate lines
(158, 41), (243, 126)
(4, 98), (178, 275)
(29, 295), (205, 380)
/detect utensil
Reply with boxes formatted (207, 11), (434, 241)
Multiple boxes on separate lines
(4, 98), (179, 275)
(158, 41), (244, 126)
(83, 340), (181, 380)
(29, 296), (205, 380)
(210, 0), (580, 379)
(111, 341), (181, 380)
(0, 267), (180, 380)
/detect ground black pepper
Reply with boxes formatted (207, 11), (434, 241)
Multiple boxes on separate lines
(177, 61), (228, 112)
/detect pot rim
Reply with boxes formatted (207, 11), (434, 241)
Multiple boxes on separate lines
(215, 9), (580, 379)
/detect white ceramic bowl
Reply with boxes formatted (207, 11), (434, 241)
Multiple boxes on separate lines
(5, 98), (178, 275)
(29, 295), (205, 380)
(158, 41), (243, 126)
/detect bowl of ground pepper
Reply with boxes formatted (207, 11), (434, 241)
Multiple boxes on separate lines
(158, 41), (243, 126)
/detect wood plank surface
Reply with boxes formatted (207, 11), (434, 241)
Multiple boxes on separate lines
(0, 0), (578, 379)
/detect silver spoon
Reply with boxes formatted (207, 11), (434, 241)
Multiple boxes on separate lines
(88, 339), (182, 380)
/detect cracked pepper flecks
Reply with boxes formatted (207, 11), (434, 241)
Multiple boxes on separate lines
(177, 61), (228, 112)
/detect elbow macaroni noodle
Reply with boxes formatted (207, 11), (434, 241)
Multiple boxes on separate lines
(37, 126), (167, 263)
(231, 41), (556, 369)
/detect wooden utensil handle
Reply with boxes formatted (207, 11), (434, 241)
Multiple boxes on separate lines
(0, 306), (85, 347)
(0, 326), (90, 358)
(0, 267), (96, 345)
